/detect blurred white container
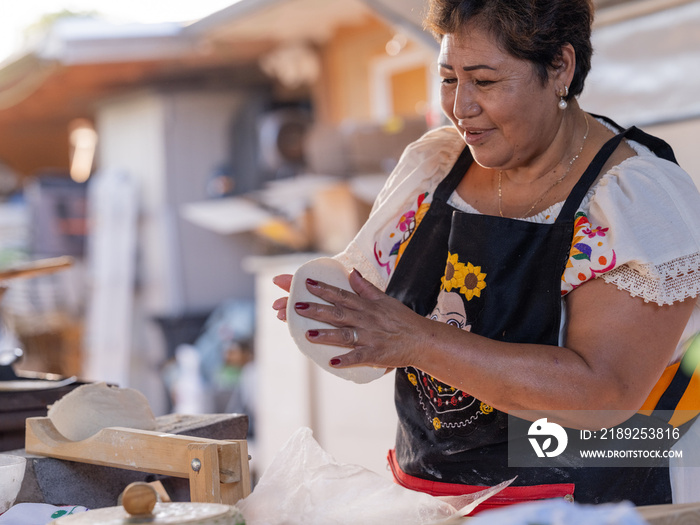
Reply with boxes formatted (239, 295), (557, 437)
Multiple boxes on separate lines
(0, 454), (26, 513)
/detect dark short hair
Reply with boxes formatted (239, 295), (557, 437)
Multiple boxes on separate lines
(425, 0), (594, 99)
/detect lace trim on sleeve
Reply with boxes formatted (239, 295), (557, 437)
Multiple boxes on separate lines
(601, 253), (700, 305)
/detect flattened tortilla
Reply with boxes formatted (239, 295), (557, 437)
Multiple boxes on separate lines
(48, 382), (156, 441)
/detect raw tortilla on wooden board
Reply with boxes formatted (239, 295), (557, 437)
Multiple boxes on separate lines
(47, 382), (156, 441)
(287, 257), (386, 384)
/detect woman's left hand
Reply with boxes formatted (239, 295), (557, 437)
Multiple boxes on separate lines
(292, 269), (431, 370)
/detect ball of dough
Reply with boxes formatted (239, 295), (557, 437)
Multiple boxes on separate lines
(287, 257), (386, 384)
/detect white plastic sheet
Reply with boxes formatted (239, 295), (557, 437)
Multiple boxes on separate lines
(237, 427), (458, 525)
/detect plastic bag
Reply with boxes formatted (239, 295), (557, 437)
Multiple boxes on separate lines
(0, 503), (88, 525)
(238, 427), (458, 525)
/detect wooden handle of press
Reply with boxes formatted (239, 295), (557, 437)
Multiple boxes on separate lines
(121, 482), (158, 516)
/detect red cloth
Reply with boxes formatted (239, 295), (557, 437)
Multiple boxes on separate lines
(387, 449), (574, 515)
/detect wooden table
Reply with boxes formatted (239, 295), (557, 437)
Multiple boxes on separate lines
(637, 502), (700, 524)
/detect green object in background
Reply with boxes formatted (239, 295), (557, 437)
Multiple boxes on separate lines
(681, 333), (700, 376)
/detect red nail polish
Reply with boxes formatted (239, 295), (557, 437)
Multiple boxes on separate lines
(330, 358), (341, 366)
(306, 278), (318, 286)
(308, 330), (319, 337)
(295, 302), (309, 310)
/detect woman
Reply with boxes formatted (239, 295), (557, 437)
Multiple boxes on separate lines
(273, 0), (700, 507)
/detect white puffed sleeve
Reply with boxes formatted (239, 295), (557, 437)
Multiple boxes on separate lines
(334, 126), (465, 291)
(584, 155), (700, 306)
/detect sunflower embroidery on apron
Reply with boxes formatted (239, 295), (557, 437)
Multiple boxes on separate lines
(406, 252), (496, 435)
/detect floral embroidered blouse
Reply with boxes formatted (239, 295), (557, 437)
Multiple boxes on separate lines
(335, 122), (700, 365)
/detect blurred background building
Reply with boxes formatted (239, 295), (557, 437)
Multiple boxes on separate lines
(0, 0), (698, 480)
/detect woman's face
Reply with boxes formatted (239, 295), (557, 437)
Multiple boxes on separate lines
(439, 24), (561, 171)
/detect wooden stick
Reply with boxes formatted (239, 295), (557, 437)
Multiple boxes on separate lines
(188, 443), (222, 504)
(217, 439), (251, 504)
(0, 256), (73, 281)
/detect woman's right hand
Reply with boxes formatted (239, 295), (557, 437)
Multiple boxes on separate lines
(272, 274), (293, 321)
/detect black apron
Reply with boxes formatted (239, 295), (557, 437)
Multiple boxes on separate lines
(386, 116), (684, 504)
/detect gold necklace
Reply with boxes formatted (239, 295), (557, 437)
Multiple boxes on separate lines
(498, 114), (590, 218)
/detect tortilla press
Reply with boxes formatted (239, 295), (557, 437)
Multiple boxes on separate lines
(25, 417), (251, 505)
